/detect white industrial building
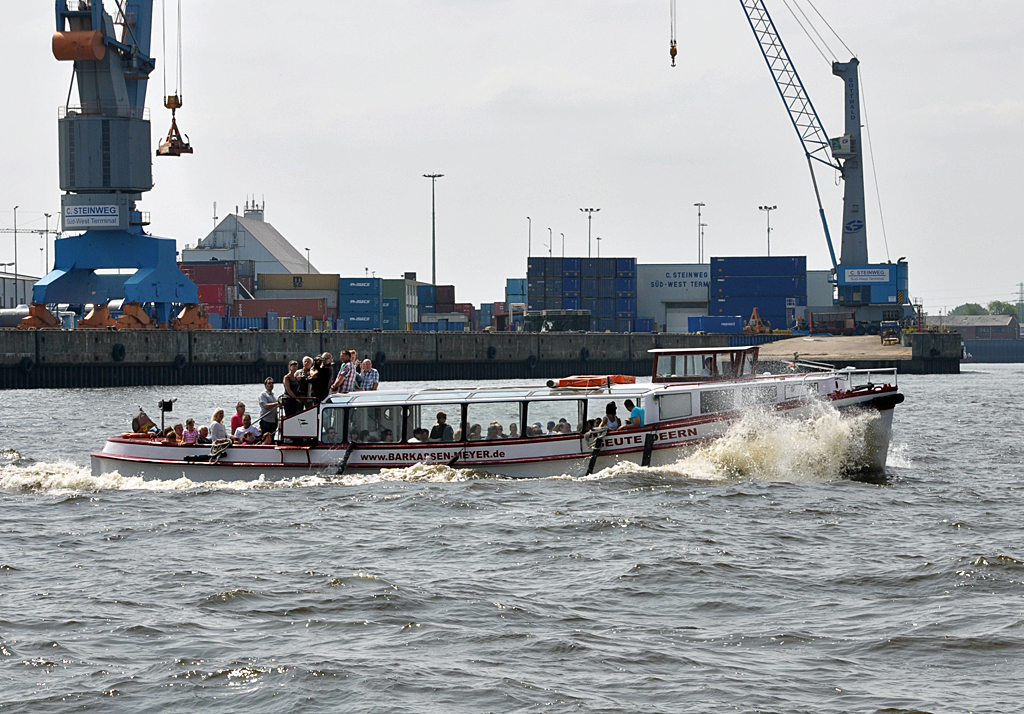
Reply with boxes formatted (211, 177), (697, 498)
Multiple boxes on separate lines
(0, 272), (40, 309)
(180, 201), (317, 275)
(637, 264), (710, 332)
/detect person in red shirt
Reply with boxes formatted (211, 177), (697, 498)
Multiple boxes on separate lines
(230, 401), (246, 432)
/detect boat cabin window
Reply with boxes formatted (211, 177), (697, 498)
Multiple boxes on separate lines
(321, 407), (344, 444)
(655, 354), (706, 379)
(524, 399), (584, 437)
(348, 405), (402, 443)
(656, 393), (692, 420)
(699, 390), (735, 414)
(466, 401), (522, 441)
(739, 384), (778, 408)
(407, 402), (463, 442)
(654, 350), (758, 381)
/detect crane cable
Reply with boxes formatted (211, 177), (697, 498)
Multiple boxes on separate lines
(161, 0), (183, 102)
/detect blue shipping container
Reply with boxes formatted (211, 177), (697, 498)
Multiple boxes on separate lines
(582, 258), (600, 279)
(340, 296), (381, 312)
(563, 297), (581, 310)
(615, 277), (637, 296)
(382, 315), (401, 330)
(382, 298), (400, 313)
(634, 317), (655, 333)
(527, 257), (546, 277)
(596, 298), (616, 318)
(711, 276), (807, 299)
(599, 258), (616, 278)
(689, 315), (745, 334)
(528, 298), (546, 311)
(506, 278), (527, 294)
(417, 284), (435, 304)
(562, 277), (581, 293)
(544, 257), (563, 276)
(544, 278), (562, 296)
(340, 277), (382, 296)
(527, 278), (546, 296)
(616, 319), (633, 332)
(562, 257), (581, 276)
(616, 258), (637, 278)
(710, 256), (806, 278)
(582, 298), (598, 315)
(581, 278), (599, 297)
(596, 318), (616, 332)
(598, 279), (616, 299)
(447, 322), (465, 332)
(341, 313), (382, 329)
(615, 297), (637, 315)
(546, 296), (564, 310)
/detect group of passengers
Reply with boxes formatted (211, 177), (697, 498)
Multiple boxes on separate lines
(130, 349), (383, 447)
(588, 399), (644, 431)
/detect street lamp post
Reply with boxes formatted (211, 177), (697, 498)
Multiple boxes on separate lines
(560, 232), (564, 258)
(693, 202), (704, 262)
(12, 206), (18, 305)
(43, 213), (51, 276)
(699, 223), (707, 263)
(527, 216), (531, 258)
(580, 208), (600, 258)
(423, 173), (444, 285)
(305, 247), (310, 273)
(595, 236), (602, 257)
(547, 228), (552, 258)
(759, 205), (777, 256)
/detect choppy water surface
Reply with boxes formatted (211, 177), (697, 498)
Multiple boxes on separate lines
(1, 368), (1021, 713)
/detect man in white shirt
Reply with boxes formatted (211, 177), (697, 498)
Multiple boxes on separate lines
(233, 414), (261, 444)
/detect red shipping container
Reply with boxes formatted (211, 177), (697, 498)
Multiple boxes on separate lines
(197, 283), (226, 304)
(435, 303), (455, 314)
(235, 297), (335, 319)
(179, 261), (237, 287)
(492, 301), (507, 315)
(453, 303), (474, 316)
(435, 285), (456, 304)
(203, 302), (227, 317)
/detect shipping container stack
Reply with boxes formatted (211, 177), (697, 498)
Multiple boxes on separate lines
(527, 256), (638, 331)
(179, 261), (238, 318)
(435, 285), (456, 315)
(338, 277), (383, 330)
(254, 273), (341, 321)
(417, 284), (435, 319)
(479, 303), (494, 331)
(708, 256), (807, 331)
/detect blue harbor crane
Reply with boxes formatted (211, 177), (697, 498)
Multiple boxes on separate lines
(739, 0), (912, 329)
(34, 0), (198, 326)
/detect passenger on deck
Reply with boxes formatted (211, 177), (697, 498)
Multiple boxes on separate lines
(546, 421), (557, 435)
(624, 399), (645, 427)
(600, 402), (620, 431)
(181, 418), (199, 445)
(258, 378), (279, 439)
(332, 351), (358, 394)
(282, 360), (302, 416)
(209, 409), (228, 442)
(161, 427), (177, 444)
(381, 428), (394, 443)
(468, 423), (482, 441)
(233, 414), (260, 444)
(171, 423), (185, 443)
(230, 401), (246, 432)
(429, 412), (454, 442)
(197, 425), (211, 445)
(529, 421), (544, 437)
(408, 428), (429, 443)
(486, 424), (501, 440)
(557, 418), (573, 434)
(310, 354), (333, 402)
(360, 359), (380, 391)
(508, 423), (519, 439)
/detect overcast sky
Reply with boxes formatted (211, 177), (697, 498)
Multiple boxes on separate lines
(2, 1), (1021, 310)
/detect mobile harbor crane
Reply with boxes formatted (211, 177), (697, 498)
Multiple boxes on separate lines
(34, 0), (203, 329)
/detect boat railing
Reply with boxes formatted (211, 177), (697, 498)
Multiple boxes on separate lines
(837, 366), (898, 391)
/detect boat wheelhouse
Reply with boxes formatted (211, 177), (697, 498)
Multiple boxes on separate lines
(92, 346), (904, 481)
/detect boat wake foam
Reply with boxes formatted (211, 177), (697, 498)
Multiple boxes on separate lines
(591, 401), (883, 484)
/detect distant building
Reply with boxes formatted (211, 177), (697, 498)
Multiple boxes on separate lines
(924, 314), (1019, 340)
(0, 272), (39, 309)
(637, 263), (710, 332)
(180, 201), (317, 276)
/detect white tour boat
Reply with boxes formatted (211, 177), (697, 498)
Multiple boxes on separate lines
(91, 346), (904, 481)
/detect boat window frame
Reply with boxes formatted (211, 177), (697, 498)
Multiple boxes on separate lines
(523, 398), (586, 438)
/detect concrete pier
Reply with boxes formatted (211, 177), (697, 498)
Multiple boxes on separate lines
(0, 329), (958, 390)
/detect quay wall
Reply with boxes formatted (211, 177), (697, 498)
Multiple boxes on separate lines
(0, 330), (956, 389)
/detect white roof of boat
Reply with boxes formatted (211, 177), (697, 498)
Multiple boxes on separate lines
(323, 383), (652, 405)
(648, 346), (758, 354)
